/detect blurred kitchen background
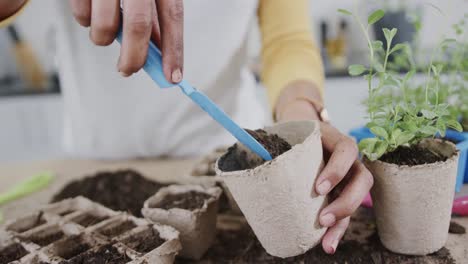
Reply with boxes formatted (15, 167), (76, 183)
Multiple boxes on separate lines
(0, 0), (466, 162)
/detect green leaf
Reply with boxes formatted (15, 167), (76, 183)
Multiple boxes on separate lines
(0, 172), (54, 206)
(383, 28), (398, 44)
(446, 120), (463, 132)
(338, 9), (352, 16)
(370, 126), (389, 139)
(403, 69), (416, 83)
(421, 109), (437, 119)
(395, 132), (414, 146)
(348, 64), (367, 76)
(374, 141), (389, 159)
(390, 43), (407, 54)
(371, 40), (384, 50)
(359, 138), (378, 155)
(368, 9), (385, 25)
(374, 63), (384, 72)
(420, 126), (439, 136)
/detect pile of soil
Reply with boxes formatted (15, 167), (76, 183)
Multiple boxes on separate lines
(56, 236), (92, 260)
(0, 243), (29, 264)
(176, 208), (457, 264)
(60, 245), (130, 264)
(124, 230), (165, 253)
(51, 170), (170, 217)
(155, 191), (211, 211)
(449, 221), (466, 234)
(380, 145), (449, 166)
(218, 129), (292, 172)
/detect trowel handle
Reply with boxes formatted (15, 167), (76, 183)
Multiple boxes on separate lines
(115, 29), (174, 89)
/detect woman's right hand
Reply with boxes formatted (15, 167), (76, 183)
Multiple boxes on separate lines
(69, 0), (184, 82)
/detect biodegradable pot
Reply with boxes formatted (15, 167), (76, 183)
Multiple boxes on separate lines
(365, 139), (459, 255)
(142, 185), (222, 260)
(216, 120), (327, 258)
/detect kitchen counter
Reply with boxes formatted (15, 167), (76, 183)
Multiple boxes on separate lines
(0, 158), (467, 263)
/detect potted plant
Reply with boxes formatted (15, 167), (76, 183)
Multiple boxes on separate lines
(340, 8), (463, 255)
(215, 121), (327, 258)
(142, 184), (222, 260)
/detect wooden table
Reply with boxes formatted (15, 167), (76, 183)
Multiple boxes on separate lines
(0, 159), (467, 263)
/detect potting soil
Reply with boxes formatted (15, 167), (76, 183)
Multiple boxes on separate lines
(176, 208), (456, 264)
(124, 230), (165, 253)
(59, 244), (130, 264)
(380, 145), (450, 166)
(0, 243), (29, 264)
(218, 129), (292, 172)
(51, 170), (171, 217)
(155, 191), (211, 211)
(449, 221), (466, 234)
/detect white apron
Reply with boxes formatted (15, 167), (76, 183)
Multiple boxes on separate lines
(52, 0), (266, 159)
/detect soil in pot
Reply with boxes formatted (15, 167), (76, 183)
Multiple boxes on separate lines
(59, 244), (130, 264)
(218, 129), (291, 172)
(70, 212), (109, 227)
(449, 221), (466, 234)
(25, 229), (65, 246)
(98, 220), (137, 238)
(0, 243), (29, 264)
(54, 236), (92, 260)
(51, 169), (171, 217)
(154, 191), (211, 211)
(123, 229), (165, 254)
(175, 208), (457, 264)
(379, 145), (450, 166)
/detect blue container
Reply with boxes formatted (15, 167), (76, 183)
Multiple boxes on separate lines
(349, 126), (468, 192)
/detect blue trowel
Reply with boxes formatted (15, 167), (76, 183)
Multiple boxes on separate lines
(116, 31), (272, 161)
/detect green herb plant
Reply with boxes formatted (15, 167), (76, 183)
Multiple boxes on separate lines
(338, 8), (463, 161)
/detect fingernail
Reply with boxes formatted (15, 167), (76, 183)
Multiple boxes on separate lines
(317, 180), (331, 195)
(120, 71), (131, 77)
(330, 239), (339, 254)
(320, 213), (336, 227)
(172, 69), (182, 83)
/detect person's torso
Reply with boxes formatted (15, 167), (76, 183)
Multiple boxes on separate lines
(52, 0), (266, 159)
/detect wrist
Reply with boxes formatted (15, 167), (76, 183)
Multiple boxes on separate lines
(275, 80), (328, 122)
(0, 0), (26, 20)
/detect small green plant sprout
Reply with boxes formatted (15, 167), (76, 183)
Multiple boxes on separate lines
(339, 8), (463, 161)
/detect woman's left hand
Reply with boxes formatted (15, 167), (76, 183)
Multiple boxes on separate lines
(276, 81), (374, 254)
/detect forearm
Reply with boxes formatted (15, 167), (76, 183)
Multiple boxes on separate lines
(0, 0), (27, 20)
(258, 0), (324, 111)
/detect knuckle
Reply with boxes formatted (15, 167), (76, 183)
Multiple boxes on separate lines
(362, 169), (374, 188)
(127, 14), (152, 35)
(344, 137), (359, 157)
(167, 0), (184, 21)
(73, 12), (91, 27)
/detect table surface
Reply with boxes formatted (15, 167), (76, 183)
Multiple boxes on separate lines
(0, 158), (467, 263)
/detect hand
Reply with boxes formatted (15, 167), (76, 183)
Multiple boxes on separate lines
(0, 0), (27, 20)
(276, 81), (373, 255)
(69, 0), (184, 81)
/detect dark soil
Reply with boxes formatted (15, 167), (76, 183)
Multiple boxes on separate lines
(0, 243), (29, 264)
(176, 208), (457, 264)
(155, 191), (211, 211)
(26, 229), (65, 246)
(379, 145), (449, 166)
(449, 221), (466, 234)
(70, 213), (109, 227)
(59, 245), (130, 264)
(124, 229), (165, 253)
(51, 169), (170, 217)
(98, 220), (136, 238)
(55, 236), (91, 260)
(218, 129), (292, 172)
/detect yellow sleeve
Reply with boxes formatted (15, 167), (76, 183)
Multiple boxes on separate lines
(0, 0), (29, 28)
(258, 0), (324, 109)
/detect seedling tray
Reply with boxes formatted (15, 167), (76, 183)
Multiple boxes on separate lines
(1, 197), (181, 264)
